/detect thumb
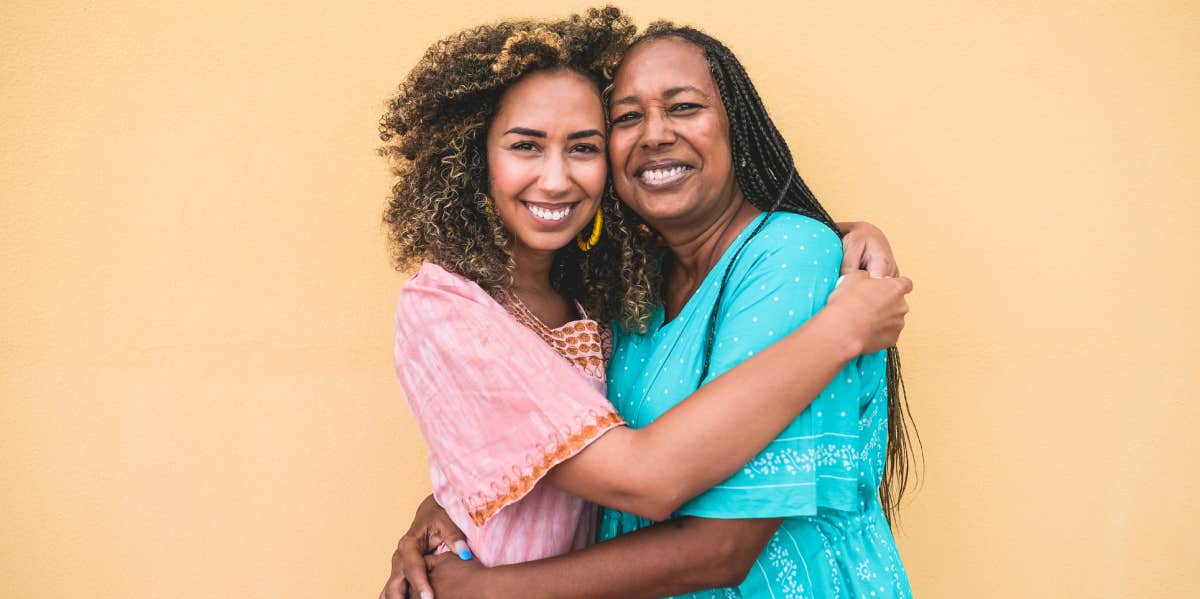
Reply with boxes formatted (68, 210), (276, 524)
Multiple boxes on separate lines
(865, 252), (888, 279)
(449, 536), (473, 561)
(840, 236), (865, 276)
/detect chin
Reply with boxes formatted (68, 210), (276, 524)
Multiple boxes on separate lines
(633, 200), (698, 224)
(520, 233), (577, 253)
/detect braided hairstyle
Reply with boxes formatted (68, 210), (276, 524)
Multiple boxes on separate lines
(379, 6), (658, 332)
(631, 22), (921, 526)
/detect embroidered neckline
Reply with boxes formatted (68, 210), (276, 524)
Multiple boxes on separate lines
(500, 289), (592, 332)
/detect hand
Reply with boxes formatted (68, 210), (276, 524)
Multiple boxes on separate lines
(426, 552), (493, 599)
(838, 221), (900, 278)
(826, 270), (912, 354)
(380, 494), (471, 599)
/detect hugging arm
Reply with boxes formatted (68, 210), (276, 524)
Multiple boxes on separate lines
(540, 270), (909, 521)
(544, 221), (906, 517)
(425, 517), (781, 599)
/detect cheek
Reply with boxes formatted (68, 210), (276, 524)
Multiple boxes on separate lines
(698, 124), (734, 182)
(486, 152), (528, 202)
(577, 159), (608, 201)
(607, 131), (633, 168)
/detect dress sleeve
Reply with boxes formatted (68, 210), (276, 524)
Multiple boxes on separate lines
(677, 215), (875, 519)
(393, 264), (625, 528)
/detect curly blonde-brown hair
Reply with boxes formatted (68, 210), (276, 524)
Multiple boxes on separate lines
(379, 6), (659, 332)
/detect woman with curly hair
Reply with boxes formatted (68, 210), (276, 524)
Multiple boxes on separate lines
(381, 7), (913, 599)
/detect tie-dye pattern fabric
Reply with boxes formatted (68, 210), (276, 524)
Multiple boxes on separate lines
(393, 262), (624, 566)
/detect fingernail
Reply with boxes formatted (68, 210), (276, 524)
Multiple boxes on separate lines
(453, 540), (473, 561)
(421, 591), (433, 599)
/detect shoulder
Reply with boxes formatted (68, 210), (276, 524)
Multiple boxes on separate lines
(402, 262), (489, 299)
(396, 262), (497, 325)
(730, 212), (842, 279)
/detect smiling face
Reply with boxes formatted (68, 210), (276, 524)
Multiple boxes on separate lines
(486, 68), (607, 258)
(607, 36), (741, 234)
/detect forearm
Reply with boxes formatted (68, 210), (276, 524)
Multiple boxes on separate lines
(479, 517), (781, 599)
(548, 305), (859, 520)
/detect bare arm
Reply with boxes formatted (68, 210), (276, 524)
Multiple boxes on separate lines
(543, 272), (910, 521)
(426, 517), (782, 599)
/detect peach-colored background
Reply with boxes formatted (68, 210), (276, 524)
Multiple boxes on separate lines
(2, 1), (1197, 597)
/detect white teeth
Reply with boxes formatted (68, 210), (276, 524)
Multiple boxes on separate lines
(528, 204), (571, 221)
(640, 166), (688, 182)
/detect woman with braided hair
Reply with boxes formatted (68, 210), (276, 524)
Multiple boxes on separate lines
(383, 9), (913, 599)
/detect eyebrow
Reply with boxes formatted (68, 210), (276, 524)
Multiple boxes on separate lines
(567, 129), (603, 140)
(612, 85), (708, 106)
(504, 127), (604, 140)
(504, 127), (546, 138)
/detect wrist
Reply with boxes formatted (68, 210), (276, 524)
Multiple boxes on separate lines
(809, 304), (864, 361)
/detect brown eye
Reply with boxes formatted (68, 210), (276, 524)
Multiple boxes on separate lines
(669, 103), (701, 113)
(611, 111), (641, 124)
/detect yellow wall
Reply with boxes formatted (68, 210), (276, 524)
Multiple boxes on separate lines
(2, 1), (1197, 597)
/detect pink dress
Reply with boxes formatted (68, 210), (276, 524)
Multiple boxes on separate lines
(393, 263), (625, 566)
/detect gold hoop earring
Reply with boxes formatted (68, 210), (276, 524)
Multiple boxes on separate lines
(577, 208), (603, 251)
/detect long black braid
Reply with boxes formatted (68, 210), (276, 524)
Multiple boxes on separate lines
(635, 23), (921, 526)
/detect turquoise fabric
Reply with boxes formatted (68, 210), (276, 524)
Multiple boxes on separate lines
(600, 212), (912, 598)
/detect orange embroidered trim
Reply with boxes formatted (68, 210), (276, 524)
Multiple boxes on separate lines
(464, 410), (625, 527)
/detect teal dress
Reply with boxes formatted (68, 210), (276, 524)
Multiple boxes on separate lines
(600, 213), (912, 598)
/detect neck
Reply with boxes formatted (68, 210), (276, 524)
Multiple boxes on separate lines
(508, 243), (557, 296)
(661, 192), (761, 283)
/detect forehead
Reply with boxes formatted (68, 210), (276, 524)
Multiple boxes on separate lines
(493, 69), (603, 127)
(612, 37), (714, 95)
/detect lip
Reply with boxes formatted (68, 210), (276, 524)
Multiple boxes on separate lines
(633, 159), (696, 190)
(634, 159), (695, 177)
(521, 200), (581, 226)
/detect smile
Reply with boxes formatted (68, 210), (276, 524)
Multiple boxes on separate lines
(636, 164), (695, 189)
(523, 201), (576, 223)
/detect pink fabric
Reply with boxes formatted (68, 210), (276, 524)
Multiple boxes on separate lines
(393, 263), (625, 566)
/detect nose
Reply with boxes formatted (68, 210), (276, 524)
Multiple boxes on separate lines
(640, 109), (675, 150)
(537, 152), (571, 198)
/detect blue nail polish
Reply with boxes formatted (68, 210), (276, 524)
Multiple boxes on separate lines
(456, 548), (473, 561)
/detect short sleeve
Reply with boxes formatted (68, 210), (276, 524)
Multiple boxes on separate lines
(677, 214), (867, 519)
(393, 264), (625, 528)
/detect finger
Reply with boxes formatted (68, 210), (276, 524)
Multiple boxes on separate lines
(434, 517), (470, 560)
(843, 269), (869, 283)
(840, 237), (865, 276)
(382, 576), (408, 599)
(450, 538), (473, 561)
(398, 541), (434, 599)
(426, 552), (457, 568)
(866, 255), (891, 279)
(896, 276), (913, 294)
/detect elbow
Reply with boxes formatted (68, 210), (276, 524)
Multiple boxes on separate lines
(620, 493), (679, 523)
(620, 472), (691, 522)
(710, 542), (758, 588)
(643, 498), (680, 523)
(714, 559), (756, 589)
(706, 529), (763, 588)
(645, 485), (692, 521)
